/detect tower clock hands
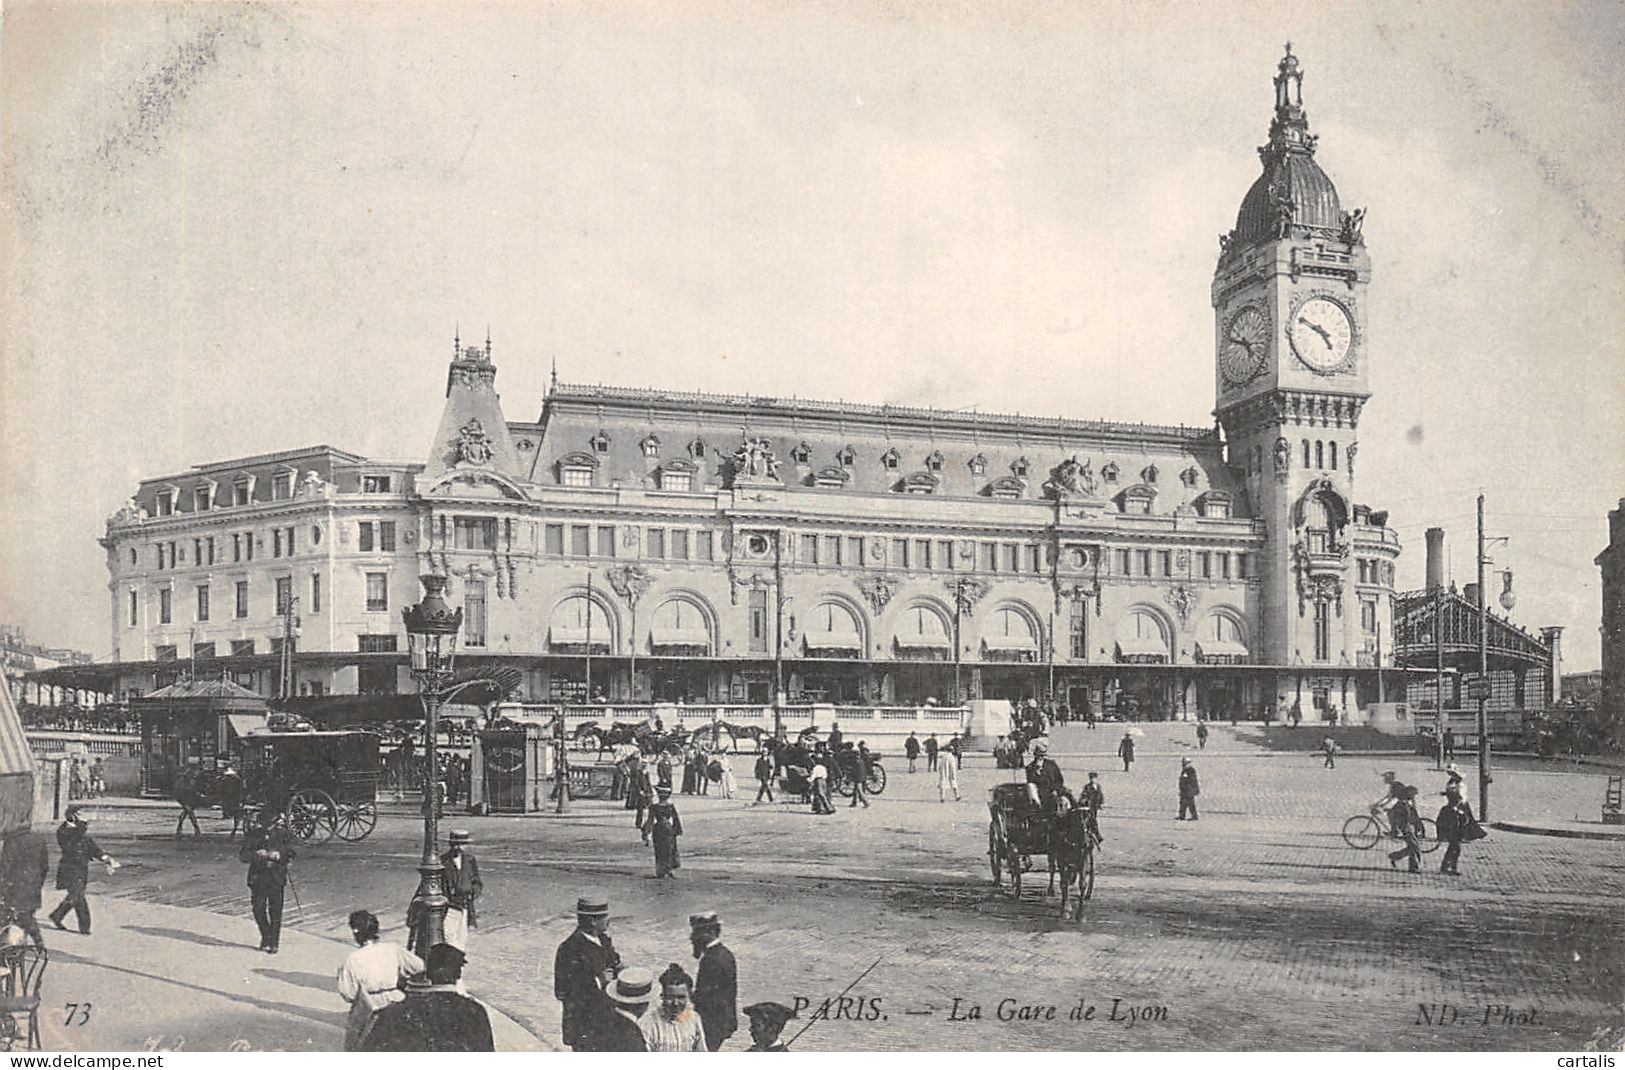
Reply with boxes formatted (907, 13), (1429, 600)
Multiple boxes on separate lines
(1298, 317), (1332, 348)
(1227, 335), (1254, 352)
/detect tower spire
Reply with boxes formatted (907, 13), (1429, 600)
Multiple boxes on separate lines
(550, 355), (559, 393)
(1263, 43), (1315, 161)
(454, 323), (461, 360)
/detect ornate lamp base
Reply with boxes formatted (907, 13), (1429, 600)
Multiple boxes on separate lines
(409, 863), (450, 954)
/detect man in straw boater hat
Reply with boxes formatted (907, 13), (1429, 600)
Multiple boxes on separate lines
(690, 910), (738, 1050)
(591, 966), (655, 1052)
(440, 829), (482, 950)
(553, 894), (622, 1051)
(743, 1001), (797, 1051)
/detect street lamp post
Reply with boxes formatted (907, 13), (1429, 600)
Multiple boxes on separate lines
(402, 574), (462, 954)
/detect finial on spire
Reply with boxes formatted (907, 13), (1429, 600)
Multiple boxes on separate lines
(454, 323), (461, 360)
(550, 355), (559, 392)
(485, 324), (492, 361)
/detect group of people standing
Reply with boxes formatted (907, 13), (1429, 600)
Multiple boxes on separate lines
(555, 897), (788, 1051)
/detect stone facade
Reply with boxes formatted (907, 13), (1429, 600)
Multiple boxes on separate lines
(93, 49), (1401, 722)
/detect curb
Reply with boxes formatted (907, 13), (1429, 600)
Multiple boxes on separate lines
(1488, 820), (1625, 842)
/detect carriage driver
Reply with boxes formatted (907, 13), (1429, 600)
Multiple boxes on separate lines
(1025, 741), (1066, 813)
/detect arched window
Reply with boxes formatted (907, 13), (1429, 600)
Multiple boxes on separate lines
(649, 597), (711, 653)
(1329, 441), (1338, 470)
(1302, 440), (1311, 468)
(983, 606), (1040, 662)
(804, 601), (863, 656)
(895, 604), (951, 659)
(548, 596), (611, 652)
(1315, 441), (1324, 470)
(1197, 613), (1249, 664)
(1114, 609), (1170, 664)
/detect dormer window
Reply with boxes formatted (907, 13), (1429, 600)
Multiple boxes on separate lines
(898, 472), (939, 495)
(836, 445), (856, 468)
(232, 474), (255, 506)
(271, 467), (295, 501)
(688, 437), (707, 459)
(790, 442), (812, 464)
(881, 448), (901, 470)
(1141, 464), (1159, 485)
(1180, 465), (1200, 487)
(1118, 484), (1156, 515)
(657, 458), (697, 492)
(194, 483), (214, 512)
(925, 450), (945, 472)
(1197, 490), (1234, 519)
(1102, 461), (1119, 484)
(968, 453), (988, 476)
(813, 466), (850, 489)
(155, 487), (177, 516)
(362, 474), (392, 493)
(1011, 457), (1030, 479)
(987, 476), (1025, 500)
(590, 430), (612, 454)
(558, 451), (601, 488)
(640, 434), (661, 459)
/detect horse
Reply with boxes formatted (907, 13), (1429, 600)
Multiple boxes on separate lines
(173, 768), (247, 839)
(1050, 793), (1098, 920)
(716, 721), (768, 753)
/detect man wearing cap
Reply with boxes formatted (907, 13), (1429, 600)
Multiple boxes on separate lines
(1386, 785), (1423, 872)
(590, 966), (653, 1052)
(50, 807), (113, 937)
(690, 910), (737, 1050)
(1435, 782), (1481, 876)
(441, 830), (482, 951)
(239, 807), (295, 953)
(1081, 771), (1105, 845)
(361, 943), (494, 1052)
(1177, 759), (1200, 821)
(1117, 731), (1136, 773)
(554, 895), (621, 1051)
(744, 1001), (796, 1051)
(1025, 741), (1065, 813)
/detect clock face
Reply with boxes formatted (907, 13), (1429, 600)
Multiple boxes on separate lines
(1220, 304), (1268, 387)
(1290, 296), (1354, 371)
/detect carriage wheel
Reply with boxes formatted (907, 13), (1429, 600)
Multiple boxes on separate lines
(1008, 847), (1024, 898)
(834, 774), (856, 798)
(865, 764), (887, 796)
(1417, 817), (1442, 855)
(334, 800), (378, 842)
(1341, 814), (1382, 850)
(288, 789), (336, 846)
(573, 731), (600, 752)
(1080, 849), (1096, 901)
(988, 824), (1004, 886)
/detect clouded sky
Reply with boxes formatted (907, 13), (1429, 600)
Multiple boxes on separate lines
(3, 0), (1622, 668)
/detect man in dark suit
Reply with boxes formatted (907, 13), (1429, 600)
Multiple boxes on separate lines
(1025, 742), (1065, 813)
(239, 808), (296, 953)
(441, 829), (482, 950)
(50, 807), (112, 936)
(553, 895), (620, 1051)
(589, 967), (653, 1052)
(1177, 759), (1201, 821)
(0, 827), (50, 945)
(690, 910), (737, 1050)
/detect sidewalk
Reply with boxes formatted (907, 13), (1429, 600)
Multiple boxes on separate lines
(29, 895), (544, 1052)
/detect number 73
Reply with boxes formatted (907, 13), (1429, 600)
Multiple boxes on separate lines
(64, 1002), (92, 1026)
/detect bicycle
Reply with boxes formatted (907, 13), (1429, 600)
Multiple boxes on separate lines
(1341, 808), (1440, 854)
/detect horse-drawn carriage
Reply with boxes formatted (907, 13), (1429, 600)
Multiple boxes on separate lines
(987, 782), (1095, 918)
(177, 730), (380, 845)
(771, 741), (887, 800)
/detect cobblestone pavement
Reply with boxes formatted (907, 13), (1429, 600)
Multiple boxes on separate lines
(78, 748), (1624, 1052)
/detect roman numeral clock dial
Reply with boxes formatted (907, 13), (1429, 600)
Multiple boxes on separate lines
(1289, 295), (1355, 372)
(1220, 303), (1269, 387)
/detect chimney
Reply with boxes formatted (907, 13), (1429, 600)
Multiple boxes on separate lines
(1463, 583), (1481, 607)
(1425, 528), (1446, 591)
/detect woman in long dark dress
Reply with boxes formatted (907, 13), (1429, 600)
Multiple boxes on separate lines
(642, 786), (683, 878)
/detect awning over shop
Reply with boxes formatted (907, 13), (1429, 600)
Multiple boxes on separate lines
(803, 630), (864, 653)
(1195, 640), (1250, 663)
(983, 634), (1040, 653)
(650, 627), (711, 651)
(1114, 636), (1170, 662)
(895, 632), (952, 650)
(224, 713), (267, 739)
(549, 626), (611, 649)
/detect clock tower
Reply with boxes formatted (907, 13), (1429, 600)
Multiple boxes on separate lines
(1213, 46), (1372, 678)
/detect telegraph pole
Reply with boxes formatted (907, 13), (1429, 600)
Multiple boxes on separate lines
(1476, 494), (1490, 820)
(1434, 589), (1445, 772)
(773, 531), (785, 742)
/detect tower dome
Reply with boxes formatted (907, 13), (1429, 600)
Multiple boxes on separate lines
(1226, 46), (1356, 250)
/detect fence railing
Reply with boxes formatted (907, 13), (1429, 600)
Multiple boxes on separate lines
(25, 731), (144, 757)
(508, 703), (969, 734)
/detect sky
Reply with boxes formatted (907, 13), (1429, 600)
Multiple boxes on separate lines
(2, 0), (1622, 669)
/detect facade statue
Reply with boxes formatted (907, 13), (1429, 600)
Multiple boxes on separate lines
(1048, 456), (1097, 497)
(109, 498), (148, 526)
(728, 437), (781, 481)
(1340, 207), (1365, 244)
(458, 419), (493, 466)
(1273, 436), (1290, 482)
